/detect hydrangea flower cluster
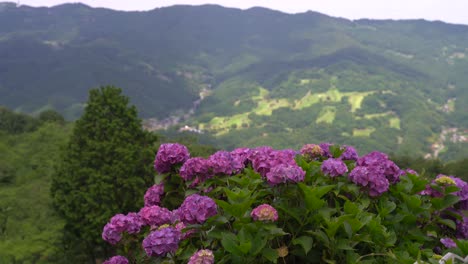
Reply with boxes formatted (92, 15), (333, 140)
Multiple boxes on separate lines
(266, 163), (305, 185)
(249, 147), (297, 178)
(103, 255), (129, 264)
(154, 143), (190, 173)
(348, 151), (402, 197)
(440, 238), (457, 248)
(340, 145), (358, 161)
(251, 204), (278, 222)
(230, 147), (251, 173)
(422, 175), (468, 209)
(139, 205), (172, 227)
(144, 183), (164, 206)
(142, 226), (181, 256)
(187, 249), (215, 264)
(179, 157), (212, 182)
(208, 151), (234, 175)
(300, 144), (324, 161)
(102, 213), (143, 244)
(319, 143), (333, 158)
(176, 194), (218, 224)
(321, 158), (348, 177)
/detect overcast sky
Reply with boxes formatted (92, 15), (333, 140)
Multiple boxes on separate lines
(17, 0), (468, 25)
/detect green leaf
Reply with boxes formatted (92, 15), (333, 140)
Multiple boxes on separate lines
(262, 247), (278, 263)
(437, 218), (456, 230)
(298, 183), (335, 211)
(344, 200), (359, 215)
(432, 194), (460, 210)
(221, 233), (244, 255)
(292, 236), (313, 255)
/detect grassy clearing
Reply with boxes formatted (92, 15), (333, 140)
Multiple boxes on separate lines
(353, 127), (376, 137)
(389, 117), (401, 129)
(316, 106), (336, 124)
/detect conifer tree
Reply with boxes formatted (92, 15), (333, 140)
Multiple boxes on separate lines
(51, 86), (156, 262)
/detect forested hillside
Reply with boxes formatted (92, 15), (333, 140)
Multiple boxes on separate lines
(0, 2), (467, 158)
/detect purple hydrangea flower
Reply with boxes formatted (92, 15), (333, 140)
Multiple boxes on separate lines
(321, 158), (348, 177)
(188, 249), (215, 264)
(251, 204), (278, 222)
(356, 151), (402, 184)
(249, 147), (297, 177)
(178, 194), (217, 224)
(124, 212), (144, 234)
(230, 147), (251, 173)
(102, 223), (122, 245)
(405, 168), (418, 175)
(265, 164), (305, 185)
(300, 144), (324, 161)
(142, 227), (181, 256)
(349, 166), (390, 197)
(154, 143), (190, 173)
(175, 221), (195, 240)
(103, 255), (129, 264)
(139, 205), (172, 227)
(319, 143), (333, 158)
(208, 151), (234, 175)
(340, 145), (358, 161)
(102, 212), (144, 244)
(144, 183), (165, 206)
(180, 157), (213, 182)
(440, 238), (457, 248)
(456, 216), (468, 239)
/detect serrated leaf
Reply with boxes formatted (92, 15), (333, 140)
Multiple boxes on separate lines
(292, 236), (313, 255)
(262, 247), (278, 263)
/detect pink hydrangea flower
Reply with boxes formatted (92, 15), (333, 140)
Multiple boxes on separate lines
(251, 204), (278, 222)
(188, 249), (215, 264)
(139, 205), (172, 227)
(177, 194), (217, 224)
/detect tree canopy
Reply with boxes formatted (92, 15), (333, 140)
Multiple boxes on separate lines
(51, 86), (157, 262)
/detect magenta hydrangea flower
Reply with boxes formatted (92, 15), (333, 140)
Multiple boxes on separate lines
(144, 183), (165, 206)
(154, 143), (190, 173)
(251, 204), (278, 222)
(340, 145), (358, 161)
(180, 157), (213, 182)
(139, 205), (172, 227)
(142, 226), (181, 257)
(440, 238), (457, 248)
(265, 164), (305, 185)
(188, 249), (215, 264)
(208, 151), (234, 175)
(103, 255), (129, 264)
(300, 144), (324, 161)
(321, 158), (348, 177)
(178, 194), (217, 224)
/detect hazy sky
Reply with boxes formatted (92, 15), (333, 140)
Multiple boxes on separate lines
(17, 0), (468, 25)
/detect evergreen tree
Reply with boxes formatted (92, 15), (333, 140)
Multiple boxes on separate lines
(51, 86), (157, 262)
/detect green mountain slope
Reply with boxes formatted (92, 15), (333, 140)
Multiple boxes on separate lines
(0, 2), (467, 158)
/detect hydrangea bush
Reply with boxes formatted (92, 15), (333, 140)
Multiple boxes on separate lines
(101, 143), (468, 263)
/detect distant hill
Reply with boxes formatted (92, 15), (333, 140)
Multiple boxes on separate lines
(0, 2), (467, 158)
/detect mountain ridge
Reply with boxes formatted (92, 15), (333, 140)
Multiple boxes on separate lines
(0, 3), (467, 158)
